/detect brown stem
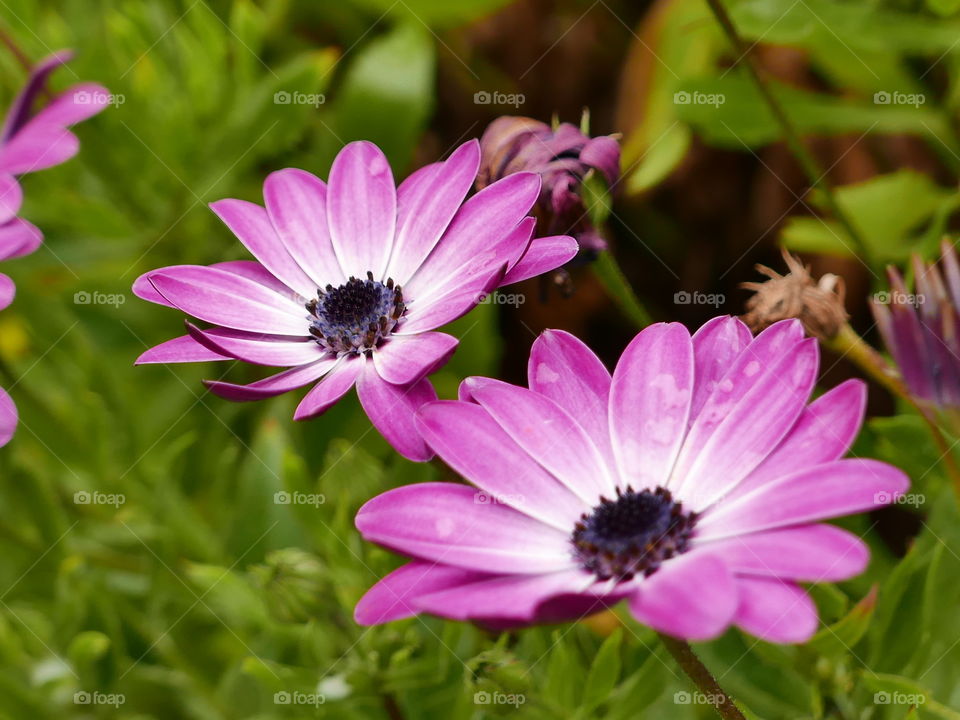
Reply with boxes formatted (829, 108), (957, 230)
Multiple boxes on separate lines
(658, 633), (747, 720)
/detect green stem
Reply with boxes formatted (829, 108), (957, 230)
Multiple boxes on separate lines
(703, 0), (873, 266)
(592, 251), (654, 328)
(658, 633), (747, 720)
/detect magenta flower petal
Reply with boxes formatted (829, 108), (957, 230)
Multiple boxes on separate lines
(671, 332), (816, 506)
(689, 315), (752, 422)
(697, 459), (909, 540)
(610, 323), (693, 493)
(148, 268), (305, 335)
(413, 569), (593, 623)
(698, 524), (868, 582)
(0, 125), (79, 174)
(134, 261), (288, 308)
(627, 551), (737, 641)
(186, 323), (324, 367)
(0, 273), (16, 310)
(135, 334), (231, 364)
(733, 577), (817, 643)
(355, 483), (573, 573)
(729, 379), (866, 500)
(355, 561), (492, 626)
(204, 358), (335, 401)
(372, 332), (458, 385)
(327, 141), (396, 279)
(527, 329), (613, 465)
(26, 82), (111, 130)
(0, 386), (17, 447)
(501, 234), (579, 286)
(0, 216), (42, 259)
(387, 140), (480, 284)
(0, 174), (23, 223)
(415, 400), (589, 530)
(263, 168), (346, 287)
(210, 198), (315, 299)
(293, 356), (363, 420)
(398, 257), (507, 334)
(356, 364), (436, 461)
(404, 172), (540, 299)
(0, 50), (75, 141)
(467, 377), (614, 502)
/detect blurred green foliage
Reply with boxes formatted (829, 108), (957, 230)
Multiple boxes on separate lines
(0, 0), (958, 718)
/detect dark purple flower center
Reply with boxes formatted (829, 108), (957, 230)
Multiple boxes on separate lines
(571, 486), (698, 582)
(306, 271), (405, 354)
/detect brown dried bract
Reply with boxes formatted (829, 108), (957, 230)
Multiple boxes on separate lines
(741, 249), (848, 340)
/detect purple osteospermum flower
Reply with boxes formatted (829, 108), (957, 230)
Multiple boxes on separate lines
(872, 239), (960, 415)
(477, 116), (619, 255)
(134, 140), (578, 461)
(354, 317), (908, 642)
(0, 49), (109, 229)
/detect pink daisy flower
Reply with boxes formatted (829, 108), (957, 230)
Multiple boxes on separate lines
(354, 317), (909, 642)
(134, 140), (578, 460)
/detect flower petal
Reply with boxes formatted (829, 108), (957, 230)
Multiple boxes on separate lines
(415, 400), (589, 530)
(387, 140), (481, 284)
(293, 356), (362, 419)
(728, 379), (866, 500)
(27, 82), (111, 129)
(733, 577), (817, 643)
(203, 358), (335, 401)
(689, 316), (752, 423)
(696, 459), (910, 540)
(404, 172), (540, 300)
(355, 561), (492, 626)
(628, 551), (737, 641)
(148, 267), (306, 335)
(372, 332), (458, 385)
(210, 198), (316, 298)
(466, 377), (614, 503)
(0, 386), (17, 447)
(263, 168), (346, 287)
(0, 273), (14, 310)
(528, 329), (613, 467)
(135, 334), (231, 364)
(610, 323), (694, 492)
(0, 125), (79, 174)
(186, 322), (325, 367)
(695, 524), (868, 582)
(356, 363), (436, 461)
(672, 336), (818, 510)
(355, 483), (572, 573)
(0, 174), (23, 223)
(0, 216), (42, 260)
(327, 141), (396, 279)
(413, 569), (593, 623)
(501, 234), (578, 286)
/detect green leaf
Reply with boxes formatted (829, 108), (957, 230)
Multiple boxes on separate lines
(582, 629), (622, 711)
(808, 586), (878, 658)
(592, 251), (654, 328)
(329, 23), (436, 170)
